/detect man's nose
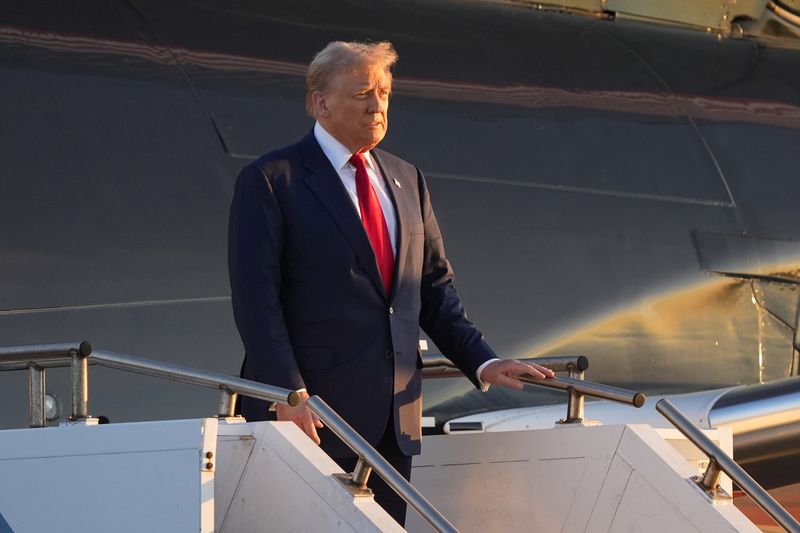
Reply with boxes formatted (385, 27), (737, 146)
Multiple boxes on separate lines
(366, 91), (385, 113)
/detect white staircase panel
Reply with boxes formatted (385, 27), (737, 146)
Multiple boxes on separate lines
(216, 421), (403, 533)
(408, 424), (760, 533)
(0, 419), (213, 533)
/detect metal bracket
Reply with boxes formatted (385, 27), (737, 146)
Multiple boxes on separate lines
(28, 363), (46, 427)
(333, 473), (374, 498)
(62, 417), (99, 426)
(690, 475), (733, 502)
(334, 456), (374, 497)
(69, 348), (90, 421)
(556, 363), (587, 424)
(217, 415), (246, 425)
(690, 457), (729, 500)
(217, 387), (238, 418)
(560, 387), (585, 423)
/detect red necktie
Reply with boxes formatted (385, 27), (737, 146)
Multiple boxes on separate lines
(349, 153), (394, 295)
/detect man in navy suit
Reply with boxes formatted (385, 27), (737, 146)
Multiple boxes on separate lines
(228, 40), (554, 524)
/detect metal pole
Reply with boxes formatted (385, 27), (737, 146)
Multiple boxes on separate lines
(700, 459), (722, 494)
(28, 364), (45, 427)
(568, 364), (585, 381)
(89, 350), (302, 407)
(518, 374), (645, 407)
(307, 396), (458, 533)
(421, 354), (588, 377)
(70, 348), (89, 421)
(0, 341), (92, 371)
(657, 398), (800, 532)
(217, 387), (238, 418)
(564, 388), (585, 423)
(351, 457), (373, 488)
(566, 361), (586, 422)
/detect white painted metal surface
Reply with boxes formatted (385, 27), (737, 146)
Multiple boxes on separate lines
(215, 421), (402, 532)
(200, 417), (219, 533)
(0, 418), (216, 533)
(0, 414), (765, 533)
(408, 424), (758, 533)
(0, 418), (400, 533)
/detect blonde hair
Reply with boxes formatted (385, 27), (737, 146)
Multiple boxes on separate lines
(306, 41), (398, 117)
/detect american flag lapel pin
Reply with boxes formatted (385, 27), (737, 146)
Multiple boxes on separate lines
(393, 178), (402, 189)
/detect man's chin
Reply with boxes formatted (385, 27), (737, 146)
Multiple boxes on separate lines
(357, 136), (385, 153)
(367, 132), (386, 150)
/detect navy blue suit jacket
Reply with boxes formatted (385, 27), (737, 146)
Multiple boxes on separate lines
(228, 131), (496, 457)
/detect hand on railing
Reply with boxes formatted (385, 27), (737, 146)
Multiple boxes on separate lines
(275, 389), (324, 445)
(420, 353), (644, 424)
(480, 359), (555, 391)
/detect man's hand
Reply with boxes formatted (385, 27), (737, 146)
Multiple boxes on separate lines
(480, 359), (555, 391)
(275, 390), (324, 445)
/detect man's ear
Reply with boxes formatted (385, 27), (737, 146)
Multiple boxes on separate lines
(312, 91), (329, 117)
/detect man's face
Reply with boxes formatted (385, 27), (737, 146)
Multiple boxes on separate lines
(315, 61), (391, 154)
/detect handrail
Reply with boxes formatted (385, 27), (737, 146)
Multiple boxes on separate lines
(422, 354), (589, 378)
(520, 374), (645, 407)
(656, 398), (800, 533)
(307, 396), (457, 533)
(421, 353), (644, 423)
(0, 344), (302, 414)
(91, 350), (304, 407)
(91, 350), (457, 531)
(0, 341), (91, 370)
(0, 342), (457, 532)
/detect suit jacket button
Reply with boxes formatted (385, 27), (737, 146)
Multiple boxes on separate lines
(388, 306), (394, 315)
(384, 350), (393, 359)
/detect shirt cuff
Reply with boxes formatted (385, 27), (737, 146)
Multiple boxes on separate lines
(475, 358), (501, 392)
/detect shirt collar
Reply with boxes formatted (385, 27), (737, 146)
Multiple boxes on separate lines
(314, 121), (377, 173)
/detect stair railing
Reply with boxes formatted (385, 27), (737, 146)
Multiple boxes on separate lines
(657, 398), (800, 533)
(422, 354), (645, 423)
(0, 341), (458, 533)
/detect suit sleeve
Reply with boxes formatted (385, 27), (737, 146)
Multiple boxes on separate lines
(416, 168), (497, 389)
(228, 164), (305, 391)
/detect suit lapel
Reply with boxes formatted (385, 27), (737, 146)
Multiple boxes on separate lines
(301, 133), (387, 299)
(373, 150), (410, 304)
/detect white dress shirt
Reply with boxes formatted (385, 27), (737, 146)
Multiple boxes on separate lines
(313, 121), (497, 391)
(313, 122), (397, 256)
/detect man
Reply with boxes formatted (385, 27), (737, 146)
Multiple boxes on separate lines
(228, 40), (554, 525)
